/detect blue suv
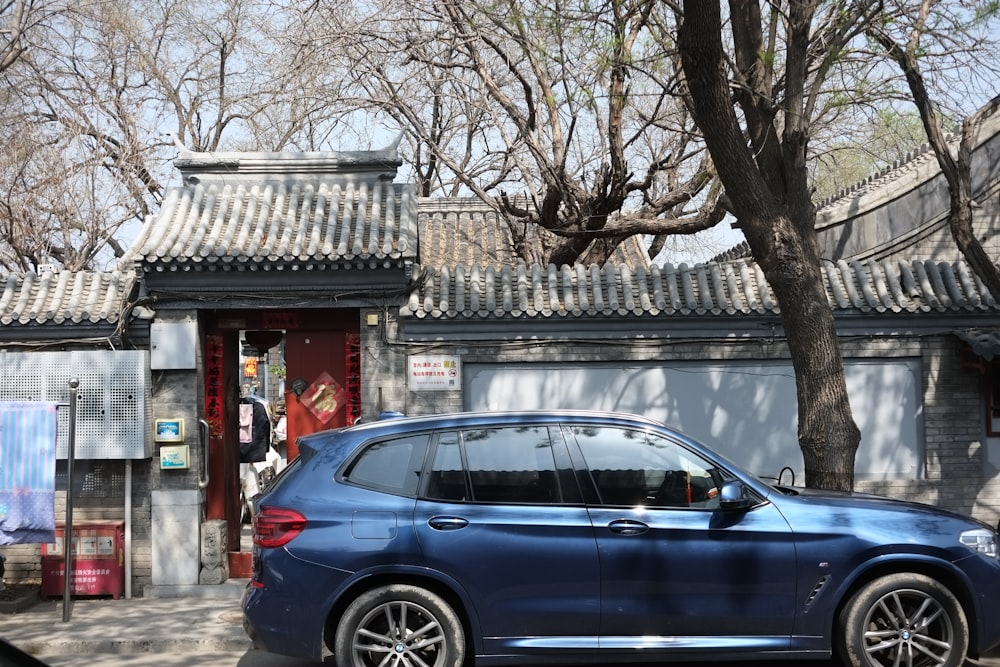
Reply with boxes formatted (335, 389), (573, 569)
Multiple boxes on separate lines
(241, 410), (1000, 667)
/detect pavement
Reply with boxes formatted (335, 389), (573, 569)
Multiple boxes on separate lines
(0, 580), (253, 660)
(3, 579), (1000, 667)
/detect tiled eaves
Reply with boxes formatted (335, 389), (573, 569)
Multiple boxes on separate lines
(0, 270), (135, 326)
(129, 179), (419, 269)
(401, 257), (998, 320)
(956, 329), (1000, 360)
(2, 258), (993, 329)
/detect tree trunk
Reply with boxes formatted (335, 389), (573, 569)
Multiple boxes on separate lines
(764, 225), (861, 489)
(678, 1), (861, 490)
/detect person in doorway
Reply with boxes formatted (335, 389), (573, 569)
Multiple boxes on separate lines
(239, 394), (273, 523)
(239, 395), (271, 463)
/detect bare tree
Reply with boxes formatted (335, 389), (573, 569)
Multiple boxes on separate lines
(0, 0), (52, 74)
(0, 0), (354, 272)
(674, 1), (1000, 489)
(676, 1), (887, 490)
(301, 0), (727, 266)
(868, 2), (1000, 299)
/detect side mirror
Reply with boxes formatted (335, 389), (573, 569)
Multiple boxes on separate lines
(719, 480), (754, 511)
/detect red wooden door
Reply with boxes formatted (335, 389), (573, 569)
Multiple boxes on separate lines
(283, 330), (350, 460)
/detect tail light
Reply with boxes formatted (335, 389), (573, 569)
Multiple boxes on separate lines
(253, 507), (306, 548)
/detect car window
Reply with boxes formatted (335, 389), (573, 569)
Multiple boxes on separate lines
(571, 426), (723, 509)
(424, 426), (562, 504)
(343, 434), (429, 496)
(424, 432), (469, 501)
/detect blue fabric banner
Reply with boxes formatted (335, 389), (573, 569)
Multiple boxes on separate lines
(0, 402), (58, 546)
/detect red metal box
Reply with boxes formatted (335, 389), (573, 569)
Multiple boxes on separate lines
(40, 520), (125, 599)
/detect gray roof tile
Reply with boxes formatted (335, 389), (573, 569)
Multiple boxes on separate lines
(125, 150), (420, 273)
(0, 270), (134, 325)
(417, 197), (651, 270)
(957, 328), (1000, 360)
(131, 179), (418, 270)
(3, 258), (993, 331)
(401, 258), (999, 320)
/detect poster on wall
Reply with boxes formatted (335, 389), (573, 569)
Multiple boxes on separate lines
(300, 371), (346, 424)
(408, 355), (462, 391)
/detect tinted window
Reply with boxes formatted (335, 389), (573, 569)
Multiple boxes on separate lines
(572, 426), (724, 509)
(344, 435), (428, 496)
(424, 432), (469, 501)
(424, 426), (561, 504)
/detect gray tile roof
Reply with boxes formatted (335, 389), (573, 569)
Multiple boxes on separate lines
(401, 257), (999, 320)
(126, 150), (420, 272)
(0, 269), (135, 325)
(813, 108), (1000, 221)
(715, 105), (1000, 264)
(418, 197), (651, 270)
(0, 258), (996, 339)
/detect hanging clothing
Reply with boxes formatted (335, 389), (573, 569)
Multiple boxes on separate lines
(239, 404), (255, 444)
(239, 396), (271, 463)
(0, 401), (58, 546)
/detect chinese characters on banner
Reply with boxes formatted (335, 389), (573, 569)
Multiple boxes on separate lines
(345, 334), (361, 425)
(407, 355), (461, 391)
(205, 335), (225, 438)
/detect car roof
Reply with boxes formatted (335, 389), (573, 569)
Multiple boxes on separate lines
(298, 409), (667, 446)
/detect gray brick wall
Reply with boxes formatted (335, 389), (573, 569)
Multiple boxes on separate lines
(149, 309), (206, 495)
(876, 207), (1000, 262)
(360, 309), (410, 419)
(6, 309), (996, 593)
(373, 313), (1000, 526)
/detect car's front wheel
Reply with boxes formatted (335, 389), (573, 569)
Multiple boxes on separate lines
(334, 584), (465, 667)
(836, 573), (969, 667)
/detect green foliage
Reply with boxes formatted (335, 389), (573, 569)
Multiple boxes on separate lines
(974, 2), (1000, 24)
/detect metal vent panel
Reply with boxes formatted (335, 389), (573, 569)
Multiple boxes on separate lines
(0, 350), (152, 459)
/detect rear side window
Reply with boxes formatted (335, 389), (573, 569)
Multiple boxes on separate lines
(424, 426), (561, 504)
(344, 435), (429, 496)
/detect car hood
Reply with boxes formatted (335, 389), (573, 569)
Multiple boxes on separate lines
(772, 484), (988, 527)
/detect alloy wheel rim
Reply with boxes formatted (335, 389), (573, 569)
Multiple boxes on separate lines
(862, 588), (954, 667)
(352, 600), (447, 667)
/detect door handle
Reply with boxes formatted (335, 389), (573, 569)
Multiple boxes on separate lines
(607, 519), (649, 536)
(428, 516), (469, 531)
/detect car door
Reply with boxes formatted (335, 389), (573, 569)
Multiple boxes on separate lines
(413, 424), (601, 654)
(565, 424), (798, 655)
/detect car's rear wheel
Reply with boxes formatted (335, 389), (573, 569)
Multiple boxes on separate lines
(334, 584), (465, 667)
(836, 573), (968, 667)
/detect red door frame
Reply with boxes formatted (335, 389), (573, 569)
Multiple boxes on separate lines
(202, 309), (361, 554)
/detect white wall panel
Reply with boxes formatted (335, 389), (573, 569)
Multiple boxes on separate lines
(0, 350), (153, 459)
(466, 359), (922, 482)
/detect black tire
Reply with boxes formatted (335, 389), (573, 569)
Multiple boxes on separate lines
(334, 584), (465, 667)
(836, 573), (969, 667)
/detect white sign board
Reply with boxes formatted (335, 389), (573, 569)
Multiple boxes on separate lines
(408, 355), (462, 391)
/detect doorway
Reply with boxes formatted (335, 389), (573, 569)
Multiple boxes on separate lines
(202, 309), (361, 578)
